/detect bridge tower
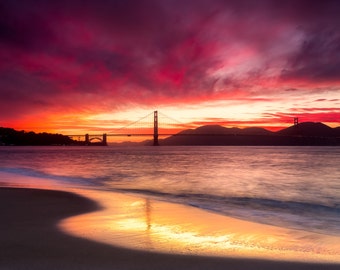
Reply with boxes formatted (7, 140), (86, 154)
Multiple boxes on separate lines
(153, 110), (159, 146)
(103, 133), (107, 146)
(85, 134), (90, 145)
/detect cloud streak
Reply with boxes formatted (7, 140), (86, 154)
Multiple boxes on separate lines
(0, 0), (339, 133)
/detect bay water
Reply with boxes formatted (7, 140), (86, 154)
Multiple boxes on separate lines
(0, 146), (339, 237)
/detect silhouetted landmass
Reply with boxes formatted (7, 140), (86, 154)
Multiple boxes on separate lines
(2, 122), (340, 146)
(335, 127), (340, 136)
(158, 122), (340, 146)
(0, 127), (75, 146)
(276, 122), (336, 137)
(110, 141), (142, 147)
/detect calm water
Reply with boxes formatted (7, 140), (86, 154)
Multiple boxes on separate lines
(0, 146), (339, 236)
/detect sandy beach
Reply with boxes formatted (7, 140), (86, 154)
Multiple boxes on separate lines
(1, 187), (339, 270)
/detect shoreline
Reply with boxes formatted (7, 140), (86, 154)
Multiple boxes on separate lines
(61, 188), (340, 263)
(1, 186), (339, 269)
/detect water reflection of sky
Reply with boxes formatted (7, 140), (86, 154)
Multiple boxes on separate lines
(60, 189), (340, 263)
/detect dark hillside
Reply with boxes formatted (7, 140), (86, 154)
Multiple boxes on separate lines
(276, 122), (336, 137)
(160, 123), (340, 146)
(0, 127), (75, 146)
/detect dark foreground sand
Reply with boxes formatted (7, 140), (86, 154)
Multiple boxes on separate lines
(0, 187), (339, 270)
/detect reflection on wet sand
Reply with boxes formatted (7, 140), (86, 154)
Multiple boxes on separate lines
(145, 198), (151, 231)
(144, 198), (152, 249)
(59, 189), (340, 263)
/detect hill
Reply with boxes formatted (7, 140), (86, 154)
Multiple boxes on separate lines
(335, 127), (340, 137)
(159, 122), (340, 146)
(177, 125), (274, 136)
(276, 122), (336, 137)
(0, 127), (75, 146)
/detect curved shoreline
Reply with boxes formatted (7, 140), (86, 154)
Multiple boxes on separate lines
(1, 187), (339, 270)
(61, 189), (340, 263)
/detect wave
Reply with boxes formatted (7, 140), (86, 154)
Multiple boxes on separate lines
(116, 188), (340, 236)
(116, 187), (340, 214)
(0, 167), (102, 187)
(1, 168), (339, 236)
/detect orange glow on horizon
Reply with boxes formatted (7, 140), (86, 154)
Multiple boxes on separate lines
(3, 106), (339, 143)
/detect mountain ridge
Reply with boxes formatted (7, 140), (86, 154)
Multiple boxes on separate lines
(158, 122), (340, 146)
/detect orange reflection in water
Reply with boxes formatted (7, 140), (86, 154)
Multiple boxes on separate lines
(60, 189), (340, 263)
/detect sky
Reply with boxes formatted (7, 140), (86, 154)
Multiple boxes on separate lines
(1, 0), (340, 140)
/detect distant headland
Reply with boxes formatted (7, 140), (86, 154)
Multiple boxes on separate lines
(0, 128), (106, 146)
(146, 122), (340, 146)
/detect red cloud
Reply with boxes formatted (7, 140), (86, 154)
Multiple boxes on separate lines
(0, 0), (339, 133)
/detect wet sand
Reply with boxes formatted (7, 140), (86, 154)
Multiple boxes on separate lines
(60, 189), (340, 263)
(0, 187), (339, 270)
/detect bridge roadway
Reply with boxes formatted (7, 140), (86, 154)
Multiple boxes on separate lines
(67, 133), (257, 137)
(67, 133), (278, 138)
(68, 133), (176, 137)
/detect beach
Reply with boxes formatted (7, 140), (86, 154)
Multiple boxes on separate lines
(1, 186), (339, 270)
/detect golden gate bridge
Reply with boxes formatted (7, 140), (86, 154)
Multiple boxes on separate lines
(66, 113), (338, 146)
(68, 111), (184, 146)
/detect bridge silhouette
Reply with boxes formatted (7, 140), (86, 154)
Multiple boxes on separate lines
(69, 111), (184, 146)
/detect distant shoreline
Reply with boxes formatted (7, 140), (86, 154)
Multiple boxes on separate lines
(2, 122), (340, 146)
(157, 122), (340, 146)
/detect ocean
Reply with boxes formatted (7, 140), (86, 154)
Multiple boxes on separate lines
(0, 145), (339, 237)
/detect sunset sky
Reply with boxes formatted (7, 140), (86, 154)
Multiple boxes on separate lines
(1, 0), (339, 140)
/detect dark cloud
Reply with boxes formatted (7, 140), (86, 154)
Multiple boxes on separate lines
(0, 0), (57, 51)
(0, 69), (58, 119)
(281, 27), (340, 82)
